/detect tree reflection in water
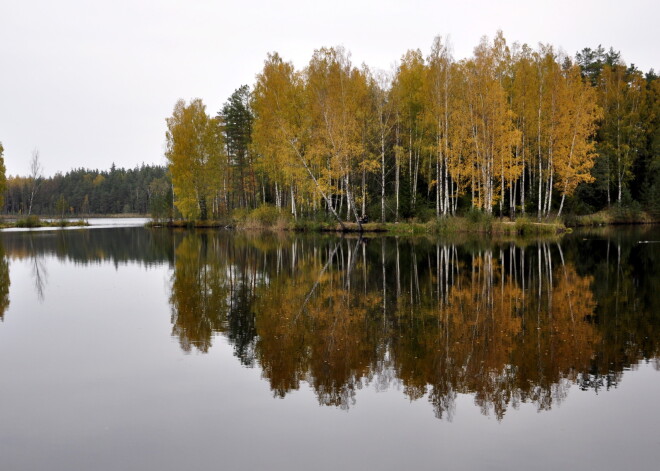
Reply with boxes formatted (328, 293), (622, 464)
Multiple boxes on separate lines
(165, 230), (660, 419)
(0, 228), (660, 419)
(1, 227), (656, 417)
(0, 241), (9, 321)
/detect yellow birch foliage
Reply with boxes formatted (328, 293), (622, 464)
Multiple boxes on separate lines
(554, 64), (602, 202)
(165, 98), (224, 220)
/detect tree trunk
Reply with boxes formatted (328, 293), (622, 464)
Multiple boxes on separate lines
(288, 139), (345, 229)
(381, 132), (386, 223)
(361, 166), (366, 218)
(345, 174), (363, 232)
(290, 185), (297, 219)
(521, 125), (526, 216)
(436, 142), (441, 218)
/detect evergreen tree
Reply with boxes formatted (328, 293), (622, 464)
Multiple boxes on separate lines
(218, 85), (255, 209)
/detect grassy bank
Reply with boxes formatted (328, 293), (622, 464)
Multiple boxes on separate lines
(148, 206), (569, 236)
(147, 219), (231, 229)
(0, 215), (90, 229)
(564, 207), (659, 227)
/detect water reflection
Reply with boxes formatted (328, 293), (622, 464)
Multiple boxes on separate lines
(1, 228), (175, 268)
(1, 226), (658, 419)
(0, 241), (9, 320)
(168, 228), (660, 419)
(0, 228), (175, 302)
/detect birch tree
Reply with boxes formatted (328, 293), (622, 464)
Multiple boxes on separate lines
(366, 69), (394, 222)
(305, 48), (374, 229)
(599, 64), (646, 204)
(27, 149), (43, 216)
(392, 50), (428, 216)
(165, 98), (224, 220)
(554, 63), (602, 217)
(463, 36), (519, 214)
(425, 36), (455, 217)
(252, 52), (346, 227)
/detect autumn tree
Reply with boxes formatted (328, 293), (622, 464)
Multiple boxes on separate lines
(599, 63), (647, 205)
(252, 52), (347, 227)
(153, 35), (655, 223)
(391, 49), (428, 218)
(462, 35), (519, 214)
(305, 47), (371, 228)
(364, 68), (395, 222)
(510, 43), (538, 216)
(425, 36), (456, 217)
(555, 63), (602, 217)
(165, 98), (225, 220)
(252, 53), (311, 217)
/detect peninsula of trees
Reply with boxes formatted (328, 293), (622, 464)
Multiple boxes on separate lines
(165, 32), (659, 227)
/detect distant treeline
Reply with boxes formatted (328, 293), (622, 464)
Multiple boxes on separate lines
(165, 34), (659, 224)
(3, 164), (169, 216)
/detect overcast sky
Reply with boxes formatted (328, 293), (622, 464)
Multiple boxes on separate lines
(1, 0), (658, 177)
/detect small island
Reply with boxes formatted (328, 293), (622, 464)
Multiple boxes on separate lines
(0, 215), (89, 229)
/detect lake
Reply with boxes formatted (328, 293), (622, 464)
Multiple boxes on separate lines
(1, 222), (659, 470)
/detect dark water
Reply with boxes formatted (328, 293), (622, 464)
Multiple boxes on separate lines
(1, 225), (659, 470)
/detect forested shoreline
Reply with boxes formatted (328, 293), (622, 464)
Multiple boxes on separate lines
(166, 33), (658, 228)
(0, 163), (168, 217)
(1, 33), (657, 226)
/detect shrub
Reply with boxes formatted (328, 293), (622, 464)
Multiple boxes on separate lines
(250, 205), (283, 226)
(465, 208), (492, 232)
(233, 204), (291, 229)
(413, 205), (435, 223)
(231, 208), (250, 224)
(611, 201), (643, 223)
(15, 215), (42, 228)
(428, 216), (463, 235)
(561, 213), (580, 227)
(514, 217), (565, 235)
(291, 220), (323, 232)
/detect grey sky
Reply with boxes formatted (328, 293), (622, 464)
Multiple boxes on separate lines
(1, 0), (657, 177)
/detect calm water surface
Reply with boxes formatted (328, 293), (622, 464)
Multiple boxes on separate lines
(0, 224), (659, 470)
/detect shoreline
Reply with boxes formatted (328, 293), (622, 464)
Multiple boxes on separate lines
(0, 213), (148, 220)
(147, 207), (660, 237)
(147, 217), (571, 236)
(0, 219), (90, 229)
